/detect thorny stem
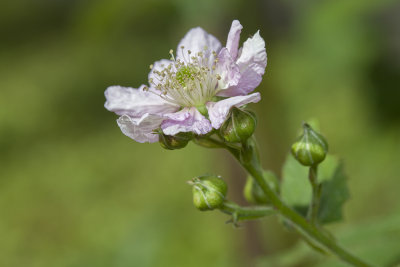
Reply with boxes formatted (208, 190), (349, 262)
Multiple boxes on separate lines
(197, 136), (374, 267)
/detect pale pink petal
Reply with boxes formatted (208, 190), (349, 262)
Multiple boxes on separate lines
(148, 59), (174, 87)
(217, 68), (262, 97)
(236, 31), (267, 75)
(161, 107), (212, 135)
(176, 27), (222, 63)
(105, 85), (178, 117)
(117, 114), (162, 143)
(206, 93), (261, 129)
(226, 20), (243, 61)
(216, 48), (241, 90)
(218, 31), (267, 96)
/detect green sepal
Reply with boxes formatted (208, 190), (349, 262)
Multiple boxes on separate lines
(190, 175), (227, 211)
(159, 132), (193, 150)
(291, 123), (328, 166)
(220, 107), (257, 143)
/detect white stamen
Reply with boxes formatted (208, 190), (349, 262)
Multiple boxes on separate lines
(149, 48), (221, 107)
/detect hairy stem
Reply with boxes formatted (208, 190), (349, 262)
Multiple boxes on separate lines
(308, 165), (321, 224)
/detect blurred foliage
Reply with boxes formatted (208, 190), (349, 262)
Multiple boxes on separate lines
(0, 0), (399, 266)
(257, 213), (400, 267)
(281, 154), (350, 224)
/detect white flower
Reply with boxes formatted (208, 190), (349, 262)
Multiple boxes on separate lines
(105, 20), (267, 143)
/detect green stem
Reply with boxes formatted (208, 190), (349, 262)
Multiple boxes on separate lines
(308, 165), (321, 224)
(238, 138), (373, 267)
(219, 201), (276, 222)
(193, 136), (240, 158)
(196, 136), (374, 267)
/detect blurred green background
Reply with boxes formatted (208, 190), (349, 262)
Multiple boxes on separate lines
(1, 0), (400, 266)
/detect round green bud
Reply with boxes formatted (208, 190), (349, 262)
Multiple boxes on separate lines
(244, 171), (279, 205)
(159, 132), (192, 150)
(220, 107), (257, 143)
(191, 175), (227, 211)
(291, 123), (328, 166)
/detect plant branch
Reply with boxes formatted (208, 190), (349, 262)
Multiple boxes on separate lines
(219, 201), (276, 222)
(308, 165), (321, 224)
(229, 137), (374, 267)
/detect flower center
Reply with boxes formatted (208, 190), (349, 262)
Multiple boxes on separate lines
(148, 47), (221, 107)
(175, 66), (196, 86)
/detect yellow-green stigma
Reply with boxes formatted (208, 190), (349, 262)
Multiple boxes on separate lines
(148, 47), (221, 107)
(176, 66), (196, 86)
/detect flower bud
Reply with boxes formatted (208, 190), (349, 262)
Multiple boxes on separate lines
(291, 123), (328, 166)
(159, 132), (192, 150)
(244, 171), (279, 205)
(220, 107), (257, 143)
(190, 175), (227, 211)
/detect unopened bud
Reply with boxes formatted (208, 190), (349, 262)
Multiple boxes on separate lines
(291, 123), (328, 166)
(244, 171), (279, 205)
(190, 175), (227, 211)
(159, 132), (192, 150)
(220, 108), (256, 143)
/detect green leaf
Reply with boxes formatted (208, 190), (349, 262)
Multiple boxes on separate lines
(256, 213), (400, 267)
(281, 154), (350, 224)
(281, 154), (310, 217)
(318, 161), (350, 223)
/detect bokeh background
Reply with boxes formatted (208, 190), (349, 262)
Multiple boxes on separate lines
(1, 0), (400, 266)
